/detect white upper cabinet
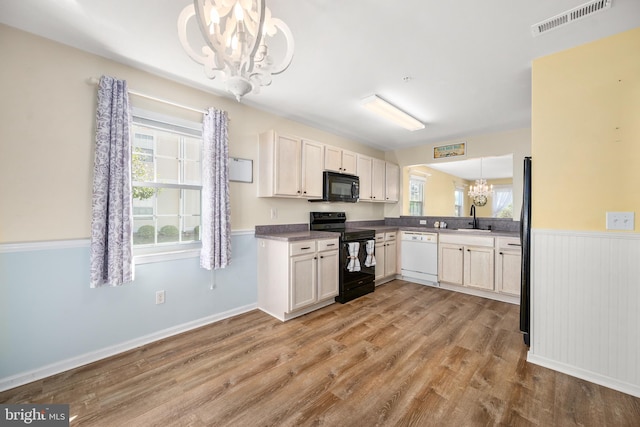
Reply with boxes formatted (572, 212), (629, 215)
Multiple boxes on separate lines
(357, 155), (373, 201)
(258, 130), (323, 199)
(324, 146), (357, 175)
(356, 155), (399, 203)
(371, 158), (386, 201)
(385, 162), (399, 202)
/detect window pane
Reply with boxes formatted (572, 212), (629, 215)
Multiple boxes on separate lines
(182, 216), (201, 242)
(157, 189), (180, 215)
(132, 191), (155, 215)
(157, 157), (179, 183)
(184, 160), (201, 184)
(133, 218), (156, 245)
(156, 134), (179, 157)
(183, 189), (200, 215)
(184, 138), (201, 161)
(157, 217), (180, 243)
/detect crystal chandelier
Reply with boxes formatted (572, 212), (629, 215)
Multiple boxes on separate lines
(468, 158), (493, 206)
(178, 0), (294, 101)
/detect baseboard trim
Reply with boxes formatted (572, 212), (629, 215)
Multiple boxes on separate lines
(0, 303), (258, 392)
(527, 353), (640, 398)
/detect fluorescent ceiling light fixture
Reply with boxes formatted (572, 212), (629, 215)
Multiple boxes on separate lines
(361, 95), (425, 131)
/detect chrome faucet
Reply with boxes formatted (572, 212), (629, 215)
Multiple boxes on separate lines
(470, 204), (478, 229)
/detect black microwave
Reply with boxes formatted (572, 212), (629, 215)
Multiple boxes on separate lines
(320, 171), (360, 203)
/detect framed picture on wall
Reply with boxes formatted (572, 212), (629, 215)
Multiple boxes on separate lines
(433, 142), (466, 159)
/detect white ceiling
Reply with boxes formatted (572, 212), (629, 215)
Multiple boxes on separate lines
(1, 0), (639, 152)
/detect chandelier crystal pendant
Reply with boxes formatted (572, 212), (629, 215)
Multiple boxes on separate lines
(468, 159), (493, 206)
(178, 0), (294, 101)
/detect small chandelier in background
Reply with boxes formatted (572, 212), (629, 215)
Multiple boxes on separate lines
(468, 158), (493, 206)
(178, 0), (294, 101)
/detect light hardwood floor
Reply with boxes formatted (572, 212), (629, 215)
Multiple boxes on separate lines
(2, 280), (639, 426)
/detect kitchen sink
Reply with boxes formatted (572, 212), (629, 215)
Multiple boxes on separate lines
(455, 228), (492, 233)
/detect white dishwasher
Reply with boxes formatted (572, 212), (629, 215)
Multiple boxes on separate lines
(401, 231), (438, 285)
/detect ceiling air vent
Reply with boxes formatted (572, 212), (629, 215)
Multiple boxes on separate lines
(532, 0), (612, 37)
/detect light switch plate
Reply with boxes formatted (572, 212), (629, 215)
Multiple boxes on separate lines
(606, 212), (634, 231)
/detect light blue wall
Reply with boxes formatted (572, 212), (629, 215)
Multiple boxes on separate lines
(0, 233), (257, 380)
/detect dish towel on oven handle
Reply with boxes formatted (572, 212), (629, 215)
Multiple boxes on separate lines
(346, 242), (361, 272)
(364, 239), (376, 267)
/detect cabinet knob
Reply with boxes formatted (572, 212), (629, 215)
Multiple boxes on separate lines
(320, 255), (324, 259)
(499, 252), (504, 255)
(459, 248), (463, 251)
(297, 190), (301, 194)
(467, 249), (471, 252)
(303, 191), (307, 194)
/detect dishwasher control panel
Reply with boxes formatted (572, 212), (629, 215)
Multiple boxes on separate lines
(401, 231), (437, 243)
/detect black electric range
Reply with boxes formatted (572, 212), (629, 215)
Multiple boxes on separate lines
(309, 212), (376, 303)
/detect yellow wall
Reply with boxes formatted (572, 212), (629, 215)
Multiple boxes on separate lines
(532, 27), (640, 231)
(0, 24), (386, 243)
(403, 166), (469, 216)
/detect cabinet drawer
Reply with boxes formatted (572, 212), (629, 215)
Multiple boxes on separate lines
(497, 237), (521, 251)
(375, 233), (385, 242)
(290, 241), (316, 256)
(439, 233), (494, 247)
(384, 231), (397, 241)
(317, 239), (339, 252)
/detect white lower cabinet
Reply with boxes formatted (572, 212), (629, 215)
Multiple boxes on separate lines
(258, 237), (339, 321)
(438, 234), (495, 290)
(495, 237), (522, 296)
(375, 231), (398, 283)
(437, 233), (520, 303)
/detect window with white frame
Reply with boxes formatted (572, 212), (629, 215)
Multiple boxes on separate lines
(409, 175), (426, 216)
(131, 110), (202, 250)
(454, 187), (464, 217)
(492, 185), (513, 218)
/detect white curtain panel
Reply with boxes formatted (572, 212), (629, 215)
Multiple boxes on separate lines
(89, 75), (133, 287)
(200, 108), (231, 270)
(492, 186), (513, 217)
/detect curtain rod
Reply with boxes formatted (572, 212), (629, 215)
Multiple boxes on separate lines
(87, 77), (207, 114)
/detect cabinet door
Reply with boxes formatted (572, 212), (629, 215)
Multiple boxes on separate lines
(341, 150), (357, 175)
(439, 243), (464, 285)
(496, 250), (521, 296)
(375, 242), (385, 280)
(290, 253), (317, 311)
(317, 249), (339, 300)
(371, 158), (386, 201)
(385, 241), (397, 277)
(301, 140), (323, 198)
(274, 135), (301, 196)
(385, 162), (399, 202)
(324, 146), (343, 172)
(464, 246), (495, 290)
(357, 155), (372, 201)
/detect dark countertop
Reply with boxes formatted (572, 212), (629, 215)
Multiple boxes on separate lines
(255, 230), (339, 242)
(256, 227), (519, 241)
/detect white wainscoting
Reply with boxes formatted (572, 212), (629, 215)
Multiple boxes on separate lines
(529, 229), (640, 397)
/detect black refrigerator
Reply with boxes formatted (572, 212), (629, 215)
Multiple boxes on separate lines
(520, 157), (532, 346)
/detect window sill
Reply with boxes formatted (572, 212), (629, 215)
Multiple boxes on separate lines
(134, 245), (201, 264)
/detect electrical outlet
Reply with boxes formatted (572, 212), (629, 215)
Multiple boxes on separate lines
(419, 220), (427, 225)
(155, 290), (165, 305)
(270, 208), (278, 219)
(606, 212), (634, 231)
